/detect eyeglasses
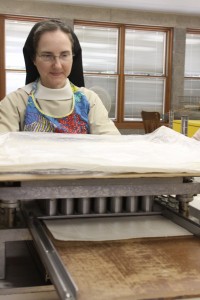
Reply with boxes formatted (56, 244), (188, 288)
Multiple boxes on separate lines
(37, 53), (74, 63)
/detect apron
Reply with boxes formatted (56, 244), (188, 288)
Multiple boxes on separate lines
(23, 81), (90, 134)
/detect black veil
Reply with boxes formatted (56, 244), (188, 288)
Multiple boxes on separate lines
(23, 20), (85, 87)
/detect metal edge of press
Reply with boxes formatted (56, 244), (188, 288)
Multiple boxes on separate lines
(159, 203), (200, 236)
(28, 216), (78, 300)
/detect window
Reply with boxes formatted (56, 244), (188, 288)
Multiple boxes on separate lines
(74, 24), (119, 119)
(5, 19), (37, 94)
(183, 30), (200, 111)
(184, 31), (200, 103)
(124, 29), (166, 120)
(75, 21), (172, 127)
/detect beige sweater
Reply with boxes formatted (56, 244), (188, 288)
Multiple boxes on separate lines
(0, 80), (120, 135)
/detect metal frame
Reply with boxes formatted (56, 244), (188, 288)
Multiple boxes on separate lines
(1, 175), (200, 299)
(28, 217), (77, 300)
(1, 177), (200, 200)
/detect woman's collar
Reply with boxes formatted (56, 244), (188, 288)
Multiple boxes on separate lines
(22, 79), (73, 101)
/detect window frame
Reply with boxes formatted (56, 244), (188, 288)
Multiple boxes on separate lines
(75, 20), (173, 129)
(0, 15), (173, 130)
(0, 14), (44, 99)
(185, 28), (200, 78)
(182, 28), (200, 108)
(184, 29), (200, 101)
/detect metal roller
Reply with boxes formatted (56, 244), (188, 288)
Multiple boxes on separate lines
(125, 196), (138, 212)
(60, 198), (74, 215)
(44, 198), (57, 216)
(93, 197), (107, 214)
(0, 199), (19, 228)
(110, 196), (123, 213)
(141, 196), (154, 212)
(77, 197), (91, 214)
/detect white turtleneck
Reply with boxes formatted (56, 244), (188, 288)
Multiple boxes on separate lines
(22, 79), (73, 116)
(23, 79), (73, 100)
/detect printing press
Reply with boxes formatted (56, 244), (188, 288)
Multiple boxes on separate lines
(1, 129), (200, 300)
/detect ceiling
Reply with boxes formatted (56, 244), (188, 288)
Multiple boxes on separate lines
(39, 0), (200, 16)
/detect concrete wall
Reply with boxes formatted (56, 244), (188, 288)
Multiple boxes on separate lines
(1, 0), (200, 134)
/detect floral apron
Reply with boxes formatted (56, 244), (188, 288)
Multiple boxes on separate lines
(23, 81), (90, 133)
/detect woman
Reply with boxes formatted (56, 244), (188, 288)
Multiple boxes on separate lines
(0, 19), (120, 134)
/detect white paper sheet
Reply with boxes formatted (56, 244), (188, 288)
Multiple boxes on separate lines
(44, 215), (192, 241)
(0, 126), (200, 175)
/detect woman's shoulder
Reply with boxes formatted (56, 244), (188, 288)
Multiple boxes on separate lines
(1, 85), (30, 106)
(78, 86), (101, 103)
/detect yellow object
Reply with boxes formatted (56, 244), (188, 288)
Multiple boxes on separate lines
(173, 120), (200, 137)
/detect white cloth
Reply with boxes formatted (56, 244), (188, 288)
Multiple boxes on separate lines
(0, 126), (200, 175)
(193, 128), (200, 141)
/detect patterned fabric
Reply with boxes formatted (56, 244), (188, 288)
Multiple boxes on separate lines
(23, 81), (90, 133)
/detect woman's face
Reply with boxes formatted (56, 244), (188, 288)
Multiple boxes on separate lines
(34, 29), (73, 89)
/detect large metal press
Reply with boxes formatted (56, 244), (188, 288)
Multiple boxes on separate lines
(1, 129), (200, 300)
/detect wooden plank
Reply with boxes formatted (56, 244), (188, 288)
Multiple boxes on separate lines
(0, 172), (199, 182)
(53, 236), (200, 300)
(0, 286), (57, 300)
